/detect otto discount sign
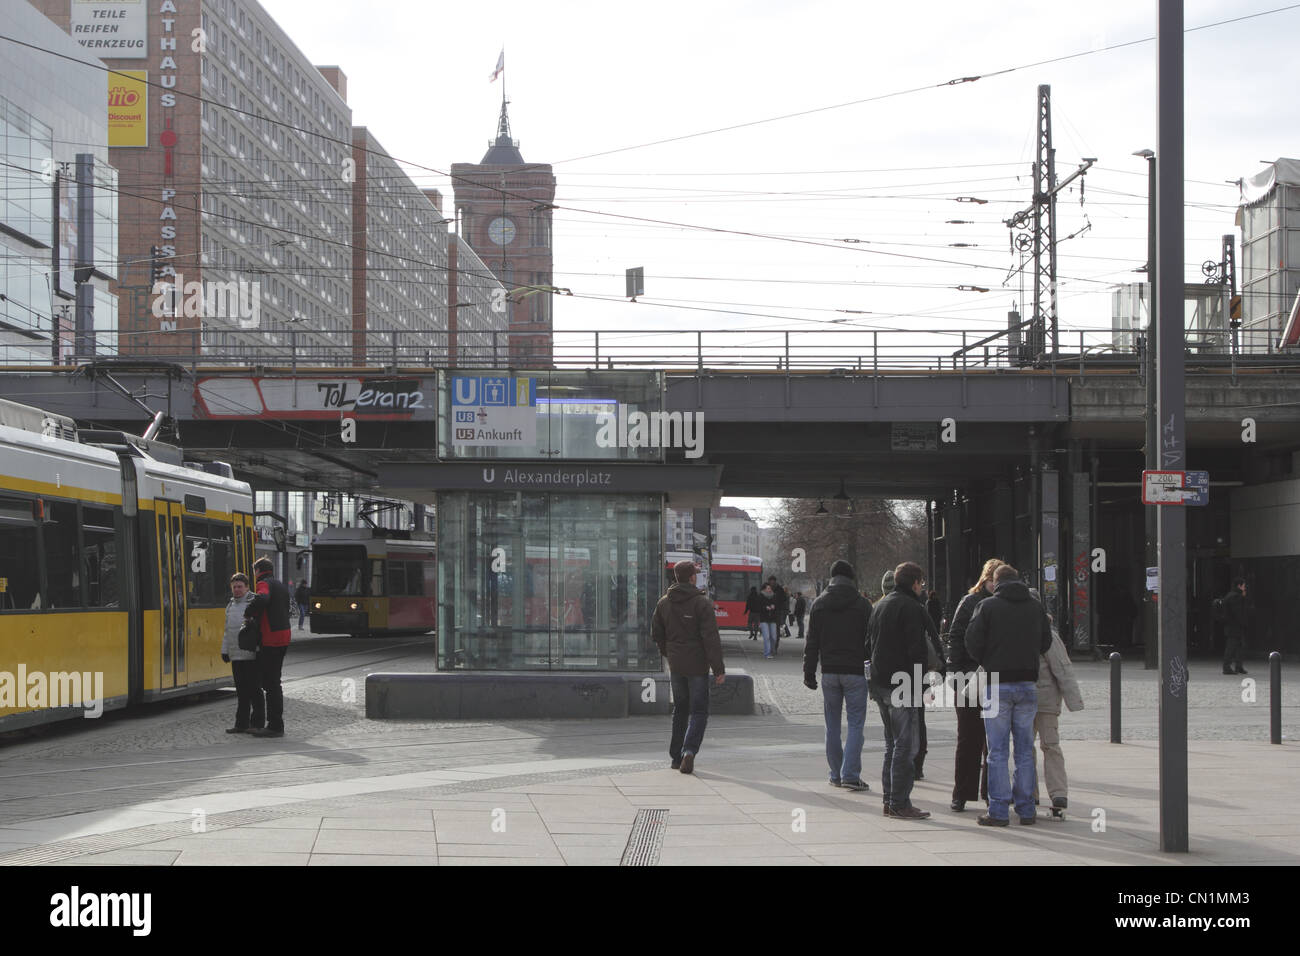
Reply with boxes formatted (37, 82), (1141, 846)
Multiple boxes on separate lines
(450, 376), (537, 447)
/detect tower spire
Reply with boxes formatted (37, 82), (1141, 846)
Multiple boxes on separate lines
(496, 94), (512, 145)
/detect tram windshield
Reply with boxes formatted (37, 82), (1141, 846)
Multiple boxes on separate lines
(313, 545), (371, 595)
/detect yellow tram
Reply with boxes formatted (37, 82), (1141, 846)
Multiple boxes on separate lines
(0, 399), (254, 732)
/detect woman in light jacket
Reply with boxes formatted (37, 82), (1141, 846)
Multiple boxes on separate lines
(221, 572), (265, 734)
(1031, 598), (1084, 813)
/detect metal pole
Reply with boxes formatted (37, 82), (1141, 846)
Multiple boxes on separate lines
(1144, 154), (1159, 671)
(1109, 652), (1122, 743)
(1156, 0), (1188, 853)
(1270, 651), (1282, 745)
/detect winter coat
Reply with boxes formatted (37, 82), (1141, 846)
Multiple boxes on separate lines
(222, 592), (257, 662)
(745, 589), (762, 615)
(867, 588), (932, 696)
(1037, 626), (1084, 716)
(1221, 588), (1247, 638)
(249, 571), (293, 647)
(946, 589), (993, 672)
(804, 575), (871, 678)
(294, 583), (309, 605)
(652, 583), (725, 677)
(771, 583), (789, 616)
(757, 588), (780, 623)
(965, 579), (1052, 683)
(794, 594), (807, 617)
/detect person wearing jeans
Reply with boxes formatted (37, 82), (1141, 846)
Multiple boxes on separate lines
(966, 563), (1053, 826)
(653, 560), (726, 774)
(873, 690), (919, 810)
(866, 561), (935, 819)
(803, 560), (872, 789)
(981, 679), (1037, 822)
(758, 583), (779, 658)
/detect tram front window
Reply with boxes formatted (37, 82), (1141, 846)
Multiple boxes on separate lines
(313, 546), (369, 595)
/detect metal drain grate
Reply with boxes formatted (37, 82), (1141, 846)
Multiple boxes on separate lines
(620, 809), (668, 866)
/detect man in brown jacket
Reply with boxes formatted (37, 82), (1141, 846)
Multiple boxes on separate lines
(653, 560), (726, 774)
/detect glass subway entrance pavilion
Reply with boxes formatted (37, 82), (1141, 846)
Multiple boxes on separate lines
(382, 370), (718, 672)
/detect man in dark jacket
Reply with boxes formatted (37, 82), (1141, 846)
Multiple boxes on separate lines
(866, 561), (935, 819)
(803, 561), (872, 790)
(248, 557), (292, 738)
(1221, 578), (1248, 675)
(965, 564), (1052, 826)
(653, 560), (726, 774)
(793, 591), (807, 639)
(768, 576), (790, 642)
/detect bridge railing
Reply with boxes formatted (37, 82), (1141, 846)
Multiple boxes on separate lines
(2, 325), (1290, 373)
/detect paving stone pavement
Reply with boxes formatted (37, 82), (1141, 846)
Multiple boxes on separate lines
(0, 632), (1294, 866)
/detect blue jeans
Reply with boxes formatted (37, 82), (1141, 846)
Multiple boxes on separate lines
(760, 621), (777, 656)
(983, 680), (1037, 820)
(822, 673), (868, 784)
(876, 700), (919, 809)
(669, 674), (711, 760)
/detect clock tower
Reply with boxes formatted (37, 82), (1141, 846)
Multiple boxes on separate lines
(452, 100), (556, 366)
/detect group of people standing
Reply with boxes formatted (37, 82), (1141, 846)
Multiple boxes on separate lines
(220, 557), (293, 737)
(745, 578), (806, 659)
(652, 553), (1084, 825)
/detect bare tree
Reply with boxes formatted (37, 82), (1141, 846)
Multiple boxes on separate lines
(768, 498), (928, 599)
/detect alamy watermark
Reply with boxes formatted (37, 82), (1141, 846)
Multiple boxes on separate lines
(0, 666), (104, 718)
(594, 407), (705, 459)
(152, 272), (261, 329)
(883, 664), (1001, 716)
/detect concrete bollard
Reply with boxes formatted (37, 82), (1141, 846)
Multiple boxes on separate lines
(1270, 651), (1282, 745)
(1109, 652), (1122, 744)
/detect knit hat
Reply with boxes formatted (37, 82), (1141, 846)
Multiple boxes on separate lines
(830, 560), (855, 580)
(881, 569), (895, 593)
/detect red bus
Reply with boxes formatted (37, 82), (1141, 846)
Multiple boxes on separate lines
(665, 551), (762, 630)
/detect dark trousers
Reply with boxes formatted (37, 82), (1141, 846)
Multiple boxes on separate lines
(877, 700), (919, 810)
(1224, 630), (1245, 668)
(796, 614), (805, 639)
(231, 659), (265, 730)
(953, 701), (987, 802)
(258, 644), (288, 732)
(914, 700), (928, 775)
(669, 673), (711, 760)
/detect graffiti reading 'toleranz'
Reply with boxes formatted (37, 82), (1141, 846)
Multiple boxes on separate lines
(315, 380), (424, 411)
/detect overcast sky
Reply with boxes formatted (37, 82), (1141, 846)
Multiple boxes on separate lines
(258, 0), (1298, 524)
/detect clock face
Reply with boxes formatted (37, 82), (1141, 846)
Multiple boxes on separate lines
(488, 217), (516, 246)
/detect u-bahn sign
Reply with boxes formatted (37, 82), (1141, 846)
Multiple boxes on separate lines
(1142, 470), (1209, 506)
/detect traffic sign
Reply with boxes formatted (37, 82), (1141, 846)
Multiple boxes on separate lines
(1142, 470), (1209, 506)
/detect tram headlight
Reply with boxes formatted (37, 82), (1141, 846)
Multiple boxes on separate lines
(350, 602), (359, 610)
(314, 602), (322, 610)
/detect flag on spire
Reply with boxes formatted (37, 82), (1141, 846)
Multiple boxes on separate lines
(489, 49), (504, 83)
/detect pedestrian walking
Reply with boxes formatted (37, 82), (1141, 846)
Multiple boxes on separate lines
(793, 591), (807, 639)
(652, 560), (726, 774)
(1219, 578), (1248, 675)
(867, 561), (935, 819)
(803, 561), (872, 791)
(220, 573), (264, 734)
(944, 558), (1003, 812)
(769, 576), (791, 641)
(294, 579), (310, 630)
(247, 557), (292, 738)
(758, 582), (780, 658)
(1029, 589), (1083, 815)
(745, 586), (761, 641)
(966, 564), (1052, 827)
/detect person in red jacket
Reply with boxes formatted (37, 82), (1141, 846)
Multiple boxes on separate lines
(247, 557), (292, 738)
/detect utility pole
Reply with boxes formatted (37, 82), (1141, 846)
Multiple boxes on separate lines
(1004, 86), (1095, 364)
(1137, 150), (1159, 671)
(1156, 0), (1188, 853)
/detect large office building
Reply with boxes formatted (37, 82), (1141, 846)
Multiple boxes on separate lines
(665, 505), (761, 556)
(2, 2), (118, 365)
(1239, 158), (1300, 351)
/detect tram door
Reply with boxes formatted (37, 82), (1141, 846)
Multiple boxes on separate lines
(155, 499), (188, 689)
